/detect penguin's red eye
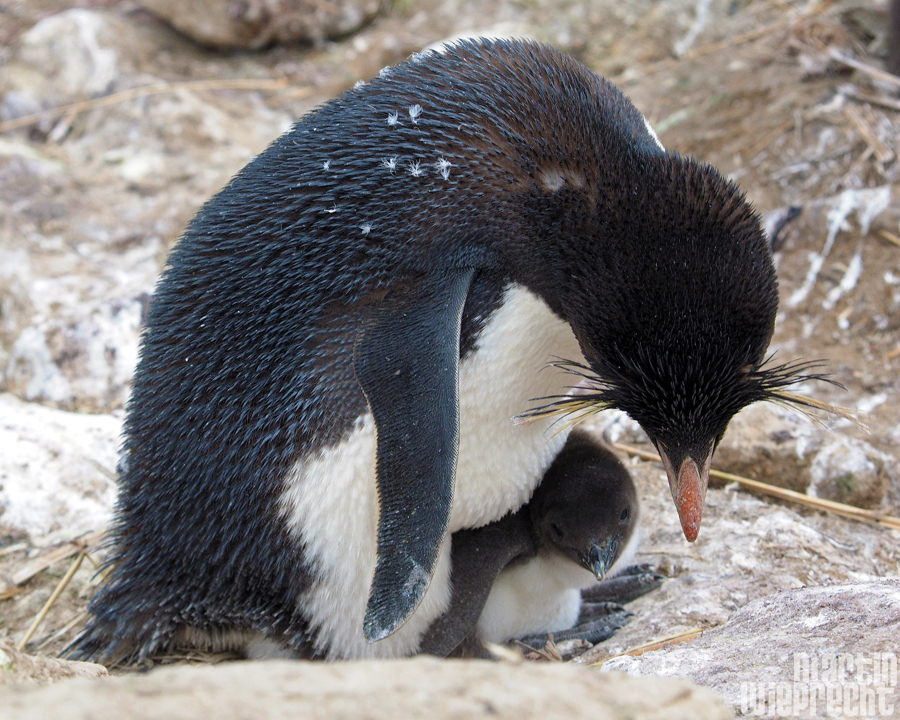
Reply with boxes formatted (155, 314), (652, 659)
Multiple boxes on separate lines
(620, 507), (629, 521)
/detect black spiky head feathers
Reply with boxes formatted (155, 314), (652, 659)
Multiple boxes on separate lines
(565, 156), (780, 458)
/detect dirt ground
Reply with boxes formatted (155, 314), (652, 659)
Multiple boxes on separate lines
(1, 0), (899, 683)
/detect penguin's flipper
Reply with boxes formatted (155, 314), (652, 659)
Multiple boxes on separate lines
(418, 509), (535, 657)
(355, 267), (476, 642)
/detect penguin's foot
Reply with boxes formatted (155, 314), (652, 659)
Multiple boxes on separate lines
(516, 607), (632, 649)
(512, 566), (664, 653)
(582, 563), (664, 605)
(578, 600), (628, 624)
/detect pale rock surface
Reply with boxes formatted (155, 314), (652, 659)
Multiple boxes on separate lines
(0, 393), (119, 539)
(711, 402), (821, 493)
(138, 0), (386, 49)
(0, 10), (154, 111)
(713, 402), (897, 508)
(4, 299), (144, 411)
(0, 641), (108, 686)
(579, 460), (900, 668)
(0, 4), (899, 717)
(0, 656), (732, 719)
(603, 580), (900, 718)
(806, 433), (890, 508)
(0, 9), (296, 413)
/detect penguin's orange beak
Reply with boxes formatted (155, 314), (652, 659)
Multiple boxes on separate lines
(658, 449), (711, 542)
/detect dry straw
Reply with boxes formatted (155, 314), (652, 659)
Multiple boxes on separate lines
(0, 78), (291, 135)
(611, 442), (900, 532)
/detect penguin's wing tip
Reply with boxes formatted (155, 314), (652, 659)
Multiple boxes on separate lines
(364, 558), (432, 642)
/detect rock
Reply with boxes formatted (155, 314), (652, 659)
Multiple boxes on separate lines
(0, 393), (119, 538)
(807, 434), (888, 508)
(138, 0), (386, 50)
(578, 461), (900, 669)
(19, 10), (120, 99)
(4, 298), (143, 412)
(713, 403), (820, 493)
(0, 0), (897, 698)
(714, 403), (896, 508)
(602, 580), (900, 718)
(0, 641), (108, 686)
(0, 10), (151, 111)
(0, 656), (731, 719)
(0, 9), (294, 415)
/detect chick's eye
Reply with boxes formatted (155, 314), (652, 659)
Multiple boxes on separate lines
(550, 522), (563, 540)
(620, 507), (629, 521)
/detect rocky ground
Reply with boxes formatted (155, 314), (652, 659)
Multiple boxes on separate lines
(1, 0), (899, 717)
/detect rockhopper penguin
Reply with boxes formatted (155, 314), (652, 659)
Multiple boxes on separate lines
(71, 39), (823, 664)
(419, 429), (656, 657)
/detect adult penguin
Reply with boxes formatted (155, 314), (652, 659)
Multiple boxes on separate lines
(71, 39), (825, 664)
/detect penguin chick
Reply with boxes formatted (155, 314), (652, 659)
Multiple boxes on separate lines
(70, 39), (823, 665)
(418, 429), (646, 657)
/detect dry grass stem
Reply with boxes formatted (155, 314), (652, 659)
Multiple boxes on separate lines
(615, 18), (792, 83)
(828, 49), (900, 89)
(611, 442), (900, 531)
(0, 77), (290, 135)
(17, 552), (86, 651)
(0, 542), (27, 558)
(843, 88), (900, 113)
(0, 586), (24, 601)
(593, 627), (712, 666)
(514, 636), (564, 662)
(9, 530), (104, 587)
(844, 105), (894, 164)
(878, 229), (900, 248)
(35, 610), (88, 652)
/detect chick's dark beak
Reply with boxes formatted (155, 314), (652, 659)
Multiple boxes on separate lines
(658, 448), (711, 543)
(588, 536), (620, 581)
